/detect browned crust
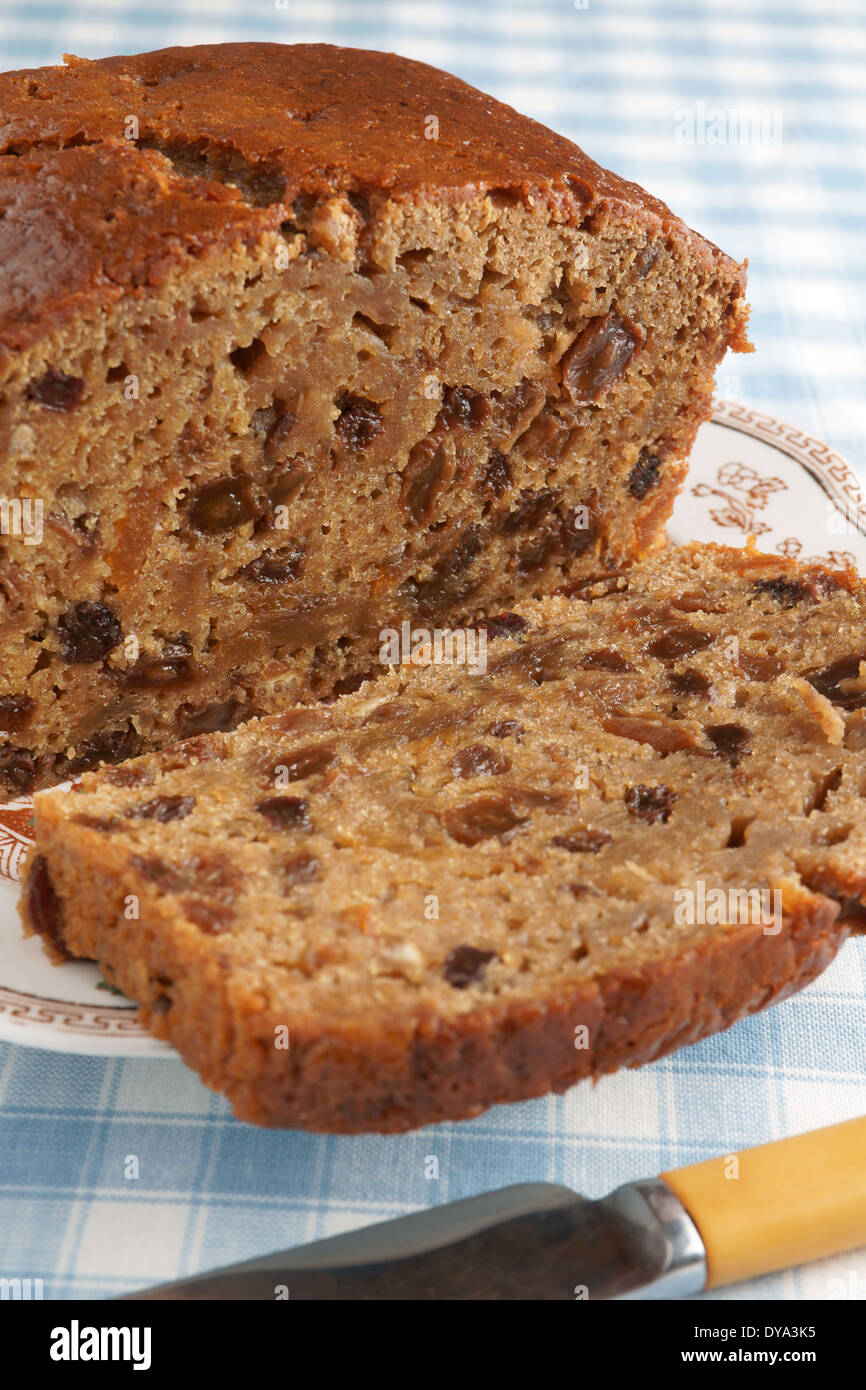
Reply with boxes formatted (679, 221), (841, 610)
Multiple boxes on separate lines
(0, 42), (749, 361)
(22, 813), (846, 1133)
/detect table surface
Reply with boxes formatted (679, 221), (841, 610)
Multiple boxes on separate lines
(1, 0), (865, 1301)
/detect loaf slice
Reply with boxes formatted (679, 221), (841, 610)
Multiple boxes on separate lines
(21, 544), (866, 1132)
(0, 42), (749, 796)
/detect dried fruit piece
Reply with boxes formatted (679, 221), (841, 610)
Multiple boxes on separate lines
(648, 625), (715, 661)
(400, 435), (456, 524)
(503, 488), (559, 534)
(256, 795), (312, 830)
(442, 944), (496, 988)
(23, 856), (67, 956)
(752, 578), (809, 608)
(707, 723), (751, 765)
(479, 612), (529, 639)
(580, 648), (632, 672)
(177, 699), (243, 737)
(486, 720), (525, 739)
(627, 449), (661, 499)
(551, 828), (612, 853)
(335, 394), (383, 450)
(60, 725), (143, 775)
(441, 386), (490, 430)
(29, 369), (86, 411)
(478, 449), (511, 498)
(125, 638), (194, 690)
(443, 795), (528, 845)
(603, 713), (702, 754)
(625, 784), (676, 823)
(188, 476), (256, 534)
(125, 795), (196, 823)
(0, 694), (34, 733)
(0, 745), (38, 792)
(282, 852), (321, 886)
(242, 546), (305, 583)
(276, 744), (335, 780)
(449, 744), (510, 778)
(668, 667), (711, 696)
(562, 312), (642, 403)
(803, 654), (866, 711)
(738, 652), (783, 683)
(58, 601), (122, 663)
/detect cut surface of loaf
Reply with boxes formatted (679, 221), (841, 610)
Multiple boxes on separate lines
(0, 42), (749, 795)
(21, 544), (866, 1133)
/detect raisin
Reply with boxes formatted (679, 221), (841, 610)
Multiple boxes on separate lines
(479, 612), (529, 639)
(738, 652), (783, 683)
(648, 625), (715, 661)
(520, 410), (570, 463)
(262, 411), (299, 459)
(802, 654), (866, 710)
(516, 527), (561, 575)
(256, 795), (312, 830)
(624, 785), (676, 823)
(443, 795), (528, 845)
(60, 725), (142, 776)
(442, 944), (496, 988)
(277, 744), (334, 780)
(243, 546), (305, 583)
(400, 436), (456, 523)
(0, 694), (34, 733)
(478, 449), (512, 498)
(752, 577), (809, 608)
(58, 600), (122, 663)
(560, 499), (599, 557)
(125, 638), (194, 690)
(486, 720), (525, 739)
(450, 744), (510, 778)
(551, 828), (612, 853)
(188, 476), (256, 534)
(0, 746), (38, 792)
(177, 700), (243, 737)
(125, 795), (196, 823)
(412, 527), (481, 617)
(29, 369), (86, 411)
(102, 765), (152, 788)
(668, 668), (710, 696)
(269, 464), (309, 507)
(182, 898), (234, 934)
(632, 244), (659, 279)
(580, 648), (632, 672)
(335, 394), (383, 450)
(561, 312), (642, 403)
(441, 386), (490, 430)
(502, 488), (559, 534)
(707, 724), (751, 765)
(627, 449), (661, 499)
(282, 852), (321, 886)
(23, 855), (68, 955)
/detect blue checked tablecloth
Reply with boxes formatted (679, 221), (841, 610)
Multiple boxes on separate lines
(1, 0), (865, 1301)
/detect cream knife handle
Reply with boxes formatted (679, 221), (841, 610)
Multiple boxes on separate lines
(660, 1115), (866, 1289)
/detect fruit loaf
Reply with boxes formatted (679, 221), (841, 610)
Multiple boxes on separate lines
(0, 42), (749, 796)
(21, 543), (865, 1133)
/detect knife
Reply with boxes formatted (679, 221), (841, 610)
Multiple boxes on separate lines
(123, 1115), (866, 1300)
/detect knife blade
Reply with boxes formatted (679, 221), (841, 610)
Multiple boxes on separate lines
(122, 1114), (866, 1301)
(122, 1178), (704, 1300)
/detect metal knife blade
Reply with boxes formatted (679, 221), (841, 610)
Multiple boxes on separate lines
(121, 1178), (706, 1300)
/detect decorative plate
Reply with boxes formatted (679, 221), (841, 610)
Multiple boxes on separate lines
(1, 401), (863, 1056)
